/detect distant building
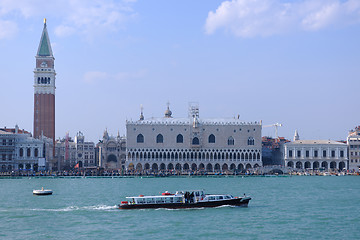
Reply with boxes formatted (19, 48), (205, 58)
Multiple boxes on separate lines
(283, 131), (348, 170)
(0, 125), (53, 171)
(262, 136), (290, 166)
(55, 131), (95, 170)
(347, 126), (360, 172)
(98, 130), (126, 170)
(126, 104), (262, 172)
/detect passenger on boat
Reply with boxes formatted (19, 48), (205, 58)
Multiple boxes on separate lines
(184, 192), (190, 203)
(190, 192), (194, 203)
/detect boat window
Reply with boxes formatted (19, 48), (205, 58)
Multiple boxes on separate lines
(165, 197), (172, 203)
(175, 197), (182, 203)
(225, 196), (231, 199)
(208, 196), (215, 201)
(156, 198), (164, 203)
(218, 196), (223, 200)
(195, 192), (200, 197)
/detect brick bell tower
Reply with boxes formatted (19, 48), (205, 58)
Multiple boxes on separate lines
(33, 18), (56, 142)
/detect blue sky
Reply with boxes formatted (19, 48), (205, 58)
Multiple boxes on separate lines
(1, 0), (360, 142)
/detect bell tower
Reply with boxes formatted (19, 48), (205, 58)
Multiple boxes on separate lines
(33, 18), (56, 141)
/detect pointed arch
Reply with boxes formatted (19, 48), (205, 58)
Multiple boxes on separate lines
(176, 134), (183, 143)
(206, 163), (213, 172)
(137, 134), (144, 143)
(152, 163), (158, 171)
(208, 134), (215, 143)
(199, 163), (205, 170)
(222, 163), (228, 171)
(144, 163), (150, 170)
(183, 163), (189, 170)
(191, 163), (197, 171)
(156, 134), (163, 143)
(227, 136), (234, 145)
(160, 163), (166, 170)
(168, 163), (174, 170)
(192, 137), (199, 145)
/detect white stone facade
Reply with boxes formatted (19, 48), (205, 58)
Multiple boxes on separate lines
(347, 127), (360, 172)
(126, 107), (262, 172)
(98, 130), (126, 170)
(283, 140), (348, 170)
(0, 126), (53, 171)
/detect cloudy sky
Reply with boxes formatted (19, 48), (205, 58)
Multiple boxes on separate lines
(1, 0), (360, 142)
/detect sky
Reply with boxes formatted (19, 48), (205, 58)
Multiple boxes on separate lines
(1, 0), (360, 143)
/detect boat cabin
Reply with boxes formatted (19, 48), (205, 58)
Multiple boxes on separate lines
(202, 195), (234, 202)
(124, 190), (205, 205)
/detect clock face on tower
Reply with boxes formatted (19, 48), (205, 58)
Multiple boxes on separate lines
(41, 61), (48, 67)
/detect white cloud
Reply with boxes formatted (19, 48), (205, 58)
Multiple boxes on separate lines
(83, 71), (109, 84)
(205, 0), (360, 37)
(0, 0), (137, 39)
(0, 19), (17, 39)
(83, 69), (146, 84)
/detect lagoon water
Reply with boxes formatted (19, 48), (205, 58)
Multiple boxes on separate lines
(1, 176), (359, 239)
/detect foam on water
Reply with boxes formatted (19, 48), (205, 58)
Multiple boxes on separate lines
(29, 205), (117, 212)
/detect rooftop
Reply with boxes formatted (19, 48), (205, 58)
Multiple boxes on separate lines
(286, 140), (346, 145)
(127, 117), (260, 126)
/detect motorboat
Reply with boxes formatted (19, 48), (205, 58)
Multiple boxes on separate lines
(118, 190), (251, 209)
(33, 187), (53, 195)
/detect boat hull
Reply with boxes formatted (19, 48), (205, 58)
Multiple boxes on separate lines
(119, 197), (251, 209)
(33, 190), (52, 195)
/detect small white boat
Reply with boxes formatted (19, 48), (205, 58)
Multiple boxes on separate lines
(33, 187), (53, 195)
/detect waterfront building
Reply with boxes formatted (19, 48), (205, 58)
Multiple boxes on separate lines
(33, 19), (56, 143)
(55, 131), (96, 170)
(262, 136), (290, 166)
(0, 125), (53, 171)
(98, 130), (126, 170)
(347, 126), (360, 172)
(126, 104), (262, 172)
(283, 131), (348, 170)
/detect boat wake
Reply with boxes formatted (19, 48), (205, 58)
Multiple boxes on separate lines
(30, 205), (117, 212)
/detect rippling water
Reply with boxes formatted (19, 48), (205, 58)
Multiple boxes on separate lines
(1, 176), (359, 239)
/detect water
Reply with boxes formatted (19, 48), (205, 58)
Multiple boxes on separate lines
(0, 176), (359, 239)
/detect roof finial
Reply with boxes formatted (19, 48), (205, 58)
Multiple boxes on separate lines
(164, 101), (172, 118)
(140, 104), (144, 120)
(44, 18), (47, 25)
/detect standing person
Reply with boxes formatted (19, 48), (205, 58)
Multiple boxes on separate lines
(190, 192), (194, 203)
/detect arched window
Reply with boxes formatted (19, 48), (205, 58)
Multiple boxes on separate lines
(19, 148), (23, 157)
(27, 148), (31, 157)
(34, 148), (39, 157)
(156, 134), (163, 143)
(208, 134), (215, 143)
(37, 77), (40, 84)
(247, 137), (254, 145)
(228, 136), (234, 145)
(137, 134), (144, 143)
(192, 137), (199, 145)
(176, 134), (183, 143)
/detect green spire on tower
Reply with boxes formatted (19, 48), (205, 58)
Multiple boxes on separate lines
(37, 18), (53, 57)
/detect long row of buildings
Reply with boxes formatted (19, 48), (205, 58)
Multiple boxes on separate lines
(1, 106), (360, 173)
(2, 20), (359, 173)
